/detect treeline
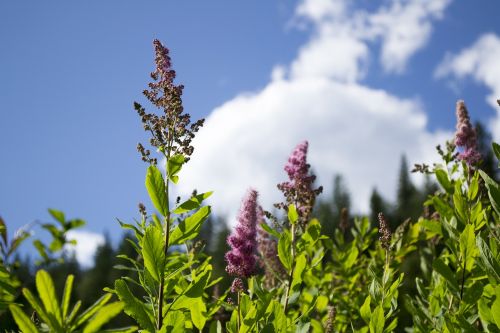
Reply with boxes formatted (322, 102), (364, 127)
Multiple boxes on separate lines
(1, 122), (496, 330)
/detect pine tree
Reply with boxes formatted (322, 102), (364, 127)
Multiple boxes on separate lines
(395, 155), (419, 227)
(475, 121), (498, 180)
(369, 187), (386, 225)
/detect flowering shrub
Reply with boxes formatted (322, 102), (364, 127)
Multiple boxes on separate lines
(2, 41), (500, 332)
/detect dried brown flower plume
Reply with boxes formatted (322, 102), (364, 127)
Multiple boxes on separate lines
(135, 40), (204, 164)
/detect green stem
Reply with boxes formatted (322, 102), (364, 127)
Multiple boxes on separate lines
(157, 150), (171, 330)
(237, 291), (241, 332)
(284, 223), (296, 313)
(460, 249), (466, 301)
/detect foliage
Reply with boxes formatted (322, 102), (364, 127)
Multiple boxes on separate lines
(2, 40), (500, 332)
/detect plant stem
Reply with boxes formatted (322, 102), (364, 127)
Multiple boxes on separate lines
(237, 291), (241, 332)
(284, 223), (296, 313)
(157, 150), (171, 330)
(460, 249), (466, 301)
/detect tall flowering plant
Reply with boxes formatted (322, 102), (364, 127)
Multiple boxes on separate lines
(110, 39), (220, 332)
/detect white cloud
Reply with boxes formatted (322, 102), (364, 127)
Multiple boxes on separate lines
(292, 0), (452, 77)
(175, 0), (452, 224)
(65, 230), (105, 267)
(369, 0), (451, 73)
(435, 33), (500, 140)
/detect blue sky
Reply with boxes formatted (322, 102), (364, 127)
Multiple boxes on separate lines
(1, 0), (500, 264)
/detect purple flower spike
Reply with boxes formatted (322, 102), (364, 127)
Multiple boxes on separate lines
(454, 100), (481, 166)
(284, 141), (309, 181)
(225, 189), (259, 278)
(277, 141), (322, 226)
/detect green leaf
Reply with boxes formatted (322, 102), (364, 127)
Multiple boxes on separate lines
(164, 311), (185, 332)
(492, 142), (500, 166)
(259, 222), (280, 238)
(173, 191), (213, 214)
(190, 299), (207, 330)
(369, 306), (385, 333)
(453, 182), (467, 223)
(36, 269), (62, 324)
(145, 165), (168, 216)
(476, 236), (500, 282)
(74, 294), (112, 328)
(67, 301), (82, 325)
(288, 204), (298, 225)
(170, 206), (211, 245)
(209, 320), (223, 333)
(433, 258), (459, 293)
(479, 170), (500, 216)
(114, 280), (155, 332)
(167, 154), (185, 184)
(33, 240), (49, 260)
(360, 295), (371, 324)
(61, 274), (74, 319)
(48, 208), (65, 225)
(67, 218), (86, 230)
(435, 168), (453, 194)
(83, 302), (124, 333)
(100, 327), (139, 333)
(277, 232), (292, 271)
(463, 282), (483, 305)
(141, 225), (165, 282)
(0, 216), (7, 244)
(9, 304), (38, 333)
(22, 288), (55, 328)
(492, 297), (500, 329)
(459, 224), (477, 272)
(432, 196), (454, 220)
(291, 254), (307, 292)
(468, 174), (479, 201)
(343, 246), (359, 269)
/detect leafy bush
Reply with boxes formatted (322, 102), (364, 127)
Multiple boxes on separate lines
(2, 40), (500, 332)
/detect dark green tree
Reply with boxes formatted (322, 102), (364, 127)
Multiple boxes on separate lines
(475, 121), (498, 180)
(395, 155), (419, 227)
(369, 187), (387, 225)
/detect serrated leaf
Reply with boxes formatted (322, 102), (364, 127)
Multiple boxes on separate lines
(115, 280), (155, 332)
(190, 299), (207, 330)
(291, 254), (306, 292)
(259, 222), (280, 238)
(492, 142), (500, 165)
(0, 216), (7, 244)
(492, 298), (500, 329)
(360, 295), (371, 324)
(433, 258), (459, 293)
(36, 269), (62, 324)
(369, 306), (385, 333)
(22, 287), (55, 328)
(67, 218), (86, 230)
(476, 236), (500, 282)
(145, 165), (168, 216)
(277, 232), (292, 271)
(174, 191), (213, 214)
(48, 208), (65, 224)
(100, 326), (139, 333)
(83, 302), (124, 333)
(288, 204), (298, 224)
(142, 225), (165, 282)
(33, 240), (49, 260)
(9, 304), (38, 333)
(435, 168), (453, 194)
(74, 294), (112, 328)
(170, 206), (211, 245)
(479, 170), (500, 216)
(167, 154), (185, 184)
(459, 224), (477, 272)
